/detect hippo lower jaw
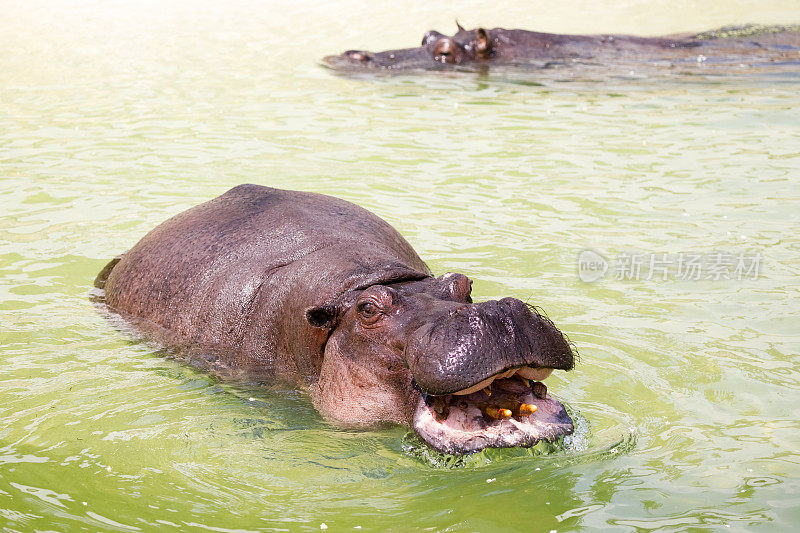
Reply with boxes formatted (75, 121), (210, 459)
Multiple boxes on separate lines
(412, 372), (573, 455)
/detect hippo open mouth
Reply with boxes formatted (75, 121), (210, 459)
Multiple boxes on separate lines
(397, 295), (575, 455)
(413, 366), (572, 455)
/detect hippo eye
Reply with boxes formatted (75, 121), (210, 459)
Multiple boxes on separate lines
(433, 37), (461, 63)
(357, 301), (381, 323)
(433, 38), (458, 64)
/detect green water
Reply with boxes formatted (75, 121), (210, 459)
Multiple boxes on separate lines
(2, 1), (799, 531)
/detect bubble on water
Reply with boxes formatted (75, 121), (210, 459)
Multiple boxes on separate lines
(561, 407), (590, 453)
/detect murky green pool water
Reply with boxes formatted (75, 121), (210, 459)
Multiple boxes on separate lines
(2, 1), (799, 531)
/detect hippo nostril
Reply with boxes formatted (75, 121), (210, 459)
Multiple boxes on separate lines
(345, 50), (372, 62)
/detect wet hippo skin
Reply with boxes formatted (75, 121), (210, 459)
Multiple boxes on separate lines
(323, 24), (800, 73)
(95, 185), (575, 454)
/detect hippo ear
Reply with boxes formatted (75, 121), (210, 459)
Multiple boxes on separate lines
(475, 28), (490, 56)
(442, 272), (473, 302)
(305, 305), (339, 329)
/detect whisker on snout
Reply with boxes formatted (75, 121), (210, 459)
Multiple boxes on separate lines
(524, 301), (580, 367)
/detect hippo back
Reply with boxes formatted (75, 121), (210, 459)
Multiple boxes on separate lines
(99, 184), (431, 381)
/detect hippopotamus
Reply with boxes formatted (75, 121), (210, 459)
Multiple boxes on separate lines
(323, 23), (800, 72)
(94, 185), (575, 455)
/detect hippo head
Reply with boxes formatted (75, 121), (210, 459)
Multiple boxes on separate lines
(305, 273), (575, 455)
(323, 26), (495, 71)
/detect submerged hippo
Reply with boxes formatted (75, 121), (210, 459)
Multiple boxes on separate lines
(95, 185), (575, 455)
(324, 23), (800, 73)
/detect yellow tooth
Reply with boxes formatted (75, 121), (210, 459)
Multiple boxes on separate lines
(518, 403), (538, 416)
(485, 406), (512, 419)
(517, 375), (530, 387)
(483, 385), (492, 397)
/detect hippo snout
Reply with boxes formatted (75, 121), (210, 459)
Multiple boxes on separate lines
(322, 50), (377, 70)
(405, 298), (574, 395)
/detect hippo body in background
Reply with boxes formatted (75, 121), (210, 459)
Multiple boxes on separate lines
(96, 185), (575, 455)
(323, 24), (800, 73)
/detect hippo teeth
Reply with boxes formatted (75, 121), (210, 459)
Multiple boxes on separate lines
(422, 374), (549, 424)
(419, 366), (554, 423)
(452, 366), (553, 396)
(516, 366), (554, 382)
(484, 406), (512, 419)
(483, 403), (537, 419)
(412, 374), (573, 455)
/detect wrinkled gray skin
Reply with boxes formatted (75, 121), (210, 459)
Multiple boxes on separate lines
(323, 24), (800, 72)
(96, 185), (575, 455)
